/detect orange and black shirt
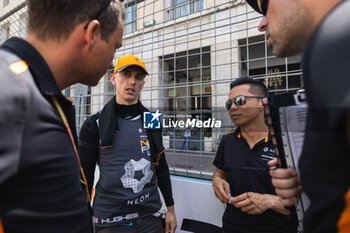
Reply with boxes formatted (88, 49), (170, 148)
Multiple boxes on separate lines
(213, 129), (297, 233)
(0, 38), (92, 233)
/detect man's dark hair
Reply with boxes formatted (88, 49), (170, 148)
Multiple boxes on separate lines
(26, 0), (125, 42)
(229, 77), (269, 97)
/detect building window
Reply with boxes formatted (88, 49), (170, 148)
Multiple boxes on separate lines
(0, 24), (10, 43)
(73, 84), (90, 129)
(124, 2), (136, 34)
(104, 68), (115, 104)
(239, 35), (303, 93)
(18, 14), (27, 38)
(3, 0), (9, 7)
(163, 47), (211, 112)
(160, 46), (211, 150)
(166, 0), (203, 20)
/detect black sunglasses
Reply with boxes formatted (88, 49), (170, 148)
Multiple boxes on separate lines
(257, 0), (268, 16)
(226, 95), (264, 110)
(84, 0), (113, 29)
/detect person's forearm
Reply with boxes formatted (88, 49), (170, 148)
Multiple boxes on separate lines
(167, 205), (175, 213)
(212, 168), (231, 203)
(156, 155), (174, 206)
(213, 168), (227, 181)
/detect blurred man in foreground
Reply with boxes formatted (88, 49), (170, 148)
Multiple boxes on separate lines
(246, 0), (350, 232)
(0, 0), (124, 232)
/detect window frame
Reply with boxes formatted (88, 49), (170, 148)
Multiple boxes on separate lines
(3, 0), (9, 7)
(166, 0), (204, 20)
(124, 1), (137, 34)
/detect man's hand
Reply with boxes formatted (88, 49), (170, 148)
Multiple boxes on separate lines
(229, 192), (290, 215)
(212, 168), (231, 204)
(165, 205), (177, 233)
(268, 158), (302, 207)
(230, 192), (270, 214)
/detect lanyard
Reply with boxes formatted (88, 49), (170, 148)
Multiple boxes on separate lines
(51, 96), (91, 204)
(0, 217), (4, 233)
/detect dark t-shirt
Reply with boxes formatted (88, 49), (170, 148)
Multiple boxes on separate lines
(299, 1), (350, 232)
(213, 130), (297, 233)
(0, 38), (92, 233)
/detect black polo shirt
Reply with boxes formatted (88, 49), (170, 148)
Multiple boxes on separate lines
(299, 1), (350, 232)
(0, 38), (92, 233)
(213, 129), (296, 233)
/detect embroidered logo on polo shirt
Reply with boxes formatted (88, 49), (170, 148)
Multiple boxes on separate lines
(260, 147), (276, 161)
(260, 154), (275, 161)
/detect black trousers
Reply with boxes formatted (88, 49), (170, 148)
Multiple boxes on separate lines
(95, 215), (162, 233)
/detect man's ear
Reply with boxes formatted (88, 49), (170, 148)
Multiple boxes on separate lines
(259, 98), (265, 111)
(110, 73), (116, 85)
(84, 20), (101, 49)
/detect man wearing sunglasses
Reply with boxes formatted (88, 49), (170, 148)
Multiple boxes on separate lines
(212, 77), (297, 233)
(246, 0), (350, 232)
(0, 0), (124, 232)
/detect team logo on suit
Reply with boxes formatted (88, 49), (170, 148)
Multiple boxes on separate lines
(121, 158), (153, 193)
